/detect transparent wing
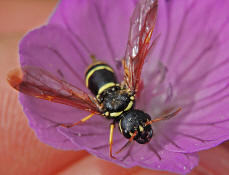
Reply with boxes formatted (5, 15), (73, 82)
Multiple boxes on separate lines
(7, 66), (101, 114)
(123, 0), (158, 93)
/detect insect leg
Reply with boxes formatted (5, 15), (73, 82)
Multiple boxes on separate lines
(109, 122), (116, 159)
(60, 113), (95, 128)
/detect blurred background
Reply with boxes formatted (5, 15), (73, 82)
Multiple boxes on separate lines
(0, 0), (229, 175)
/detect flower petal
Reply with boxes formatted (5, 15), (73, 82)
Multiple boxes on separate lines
(140, 0), (229, 154)
(17, 0), (229, 173)
(18, 0), (137, 152)
(58, 123), (198, 174)
(49, 0), (136, 71)
(19, 25), (101, 149)
(20, 25), (91, 88)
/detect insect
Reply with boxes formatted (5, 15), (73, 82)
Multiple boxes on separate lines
(7, 0), (181, 159)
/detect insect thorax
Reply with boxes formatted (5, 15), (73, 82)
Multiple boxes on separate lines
(85, 62), (134, 118)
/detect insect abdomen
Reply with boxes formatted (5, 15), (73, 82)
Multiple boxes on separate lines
(85, 62), (117, 95)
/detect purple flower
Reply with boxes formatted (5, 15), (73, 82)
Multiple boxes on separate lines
(18, 0), (229, 174)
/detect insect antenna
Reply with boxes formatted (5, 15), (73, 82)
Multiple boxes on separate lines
(145, 108), (182, 126)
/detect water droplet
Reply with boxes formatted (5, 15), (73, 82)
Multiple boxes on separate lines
(157, 165), (161, 168)
(183, 166), (187, 170)
(77, 133), (82, 136)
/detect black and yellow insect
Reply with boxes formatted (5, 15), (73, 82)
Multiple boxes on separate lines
(83, 56), (181, 157)
(85, 58), (153, 152)
(7, 0), (181, 159)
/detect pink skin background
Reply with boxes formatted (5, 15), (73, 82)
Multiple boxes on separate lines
(1, 0), (229, 175)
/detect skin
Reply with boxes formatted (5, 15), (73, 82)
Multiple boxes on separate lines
(1, 1), (229, 174)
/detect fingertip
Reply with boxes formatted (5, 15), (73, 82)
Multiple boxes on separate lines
(0, 86), (89, 174)
(190, 144), (229, 175)
(56, 155), (133, 175)
(131, 167), (176, 175)
(56, 156), (103, 175)
(56, 154), (177, 175)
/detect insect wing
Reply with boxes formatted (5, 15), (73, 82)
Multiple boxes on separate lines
(7, 66), (100, 114)
(123, 0), (158, 93)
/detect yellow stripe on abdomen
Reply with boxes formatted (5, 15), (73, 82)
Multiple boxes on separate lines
(85, 65), (114, 88)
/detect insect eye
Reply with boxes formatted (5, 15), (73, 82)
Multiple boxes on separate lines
(123, 130), (131, 139)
